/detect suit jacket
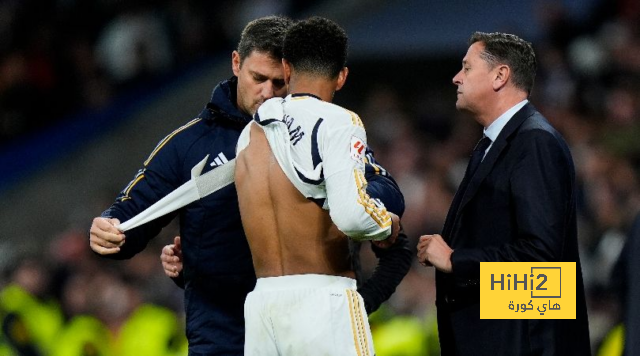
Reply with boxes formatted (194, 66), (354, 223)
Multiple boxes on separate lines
(436, 103), (591, 356)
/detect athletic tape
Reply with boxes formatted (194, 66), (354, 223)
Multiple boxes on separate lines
(118, 155), (236, 232)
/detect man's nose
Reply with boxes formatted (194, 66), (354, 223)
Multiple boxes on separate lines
(452, 72), (462, 85)
(261, 82), (276, 99)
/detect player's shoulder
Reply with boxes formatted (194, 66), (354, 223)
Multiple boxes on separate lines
(289, 94), (364, 129)
(256, 97), (286, 120)
(324, 102), (365, 130)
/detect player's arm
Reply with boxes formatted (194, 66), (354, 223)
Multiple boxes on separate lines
(322, 120), (397, 242)
(355, 147), (412, 314)
(356, 229), (412, 314)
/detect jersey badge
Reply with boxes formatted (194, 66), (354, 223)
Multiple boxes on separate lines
(350, 136), (366, 162)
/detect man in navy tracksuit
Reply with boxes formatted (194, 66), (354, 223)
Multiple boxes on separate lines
(90, 16), (410, 355)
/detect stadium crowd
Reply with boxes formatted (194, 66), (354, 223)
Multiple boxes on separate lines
(1, 0), (640, 355)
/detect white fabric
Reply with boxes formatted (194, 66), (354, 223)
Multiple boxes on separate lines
(244, 274), (375, 356)
(117, 155), (235, 232)
(237, 94), (392, 241)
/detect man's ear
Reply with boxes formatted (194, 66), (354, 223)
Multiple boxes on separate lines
(492, 64), (509, 91)
(232, 51), (241, 76)
(283, 59), (292, 85)
(335, 67), (349, 91)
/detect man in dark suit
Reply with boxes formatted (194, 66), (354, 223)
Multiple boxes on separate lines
(417, 32), (591, 356)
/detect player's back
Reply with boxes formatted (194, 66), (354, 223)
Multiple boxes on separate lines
(235, 122), (353, 278)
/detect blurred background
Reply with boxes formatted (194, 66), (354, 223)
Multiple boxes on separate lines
(1, 0), (638, 355)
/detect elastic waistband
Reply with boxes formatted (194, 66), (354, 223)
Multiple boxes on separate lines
(254, 274), (356, 291)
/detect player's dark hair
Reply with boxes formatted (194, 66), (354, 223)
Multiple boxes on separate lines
(470, 31), (537, 95)
(283, 17), (348, 78)
(237, 15), (293, 63)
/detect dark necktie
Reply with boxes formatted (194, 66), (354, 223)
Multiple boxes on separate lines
(445, 136), (492, 231)
(465, 136), (492, 180)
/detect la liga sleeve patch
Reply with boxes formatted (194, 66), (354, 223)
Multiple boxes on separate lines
(350, 136), (366, 162)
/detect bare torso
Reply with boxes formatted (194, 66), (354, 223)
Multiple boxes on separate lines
(235, 123), (354, 278)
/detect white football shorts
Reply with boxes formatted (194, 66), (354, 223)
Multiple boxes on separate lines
(244, 274), (375, 356)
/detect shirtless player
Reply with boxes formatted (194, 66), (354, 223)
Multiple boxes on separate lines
(234, 17), (399, 355)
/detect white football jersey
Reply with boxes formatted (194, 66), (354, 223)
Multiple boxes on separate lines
(237, 93), (391, 241)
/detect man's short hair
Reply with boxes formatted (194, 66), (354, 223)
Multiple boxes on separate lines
(470, 32), (537, 95)
(237, 15), (293, 64)
(283, 17), (348, 78)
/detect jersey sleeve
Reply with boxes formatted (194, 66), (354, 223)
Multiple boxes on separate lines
(320, 115), (392, 241)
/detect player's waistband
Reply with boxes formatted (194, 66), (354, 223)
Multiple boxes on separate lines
(254, 274), (356, 291)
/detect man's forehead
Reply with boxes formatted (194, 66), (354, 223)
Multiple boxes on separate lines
(470, 42), (485, 54)
(242, 50), (279, 64)
(463, 43), (484, 62)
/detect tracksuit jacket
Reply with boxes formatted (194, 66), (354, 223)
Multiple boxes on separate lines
(101, 76), (410, 355)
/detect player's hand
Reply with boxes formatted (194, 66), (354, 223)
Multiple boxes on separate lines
(417, 234), (453, 273)
(89, 217), (124, 255)
(161, 236), (183, 278)
(372, 213), (400, 249)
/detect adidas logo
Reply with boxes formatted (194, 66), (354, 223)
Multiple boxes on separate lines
(210, 152), (229, 167)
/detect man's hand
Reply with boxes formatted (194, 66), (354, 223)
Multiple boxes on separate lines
(89, 217), (124, 255)
(372, 213), (400, 249)
(417, 234), (453, 273)
(161, 236), (183, 278)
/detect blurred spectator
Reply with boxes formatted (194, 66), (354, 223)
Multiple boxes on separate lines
(610, 210), (640, 355)
(95, 4), (173, 88)
(0, 256), (64, 355)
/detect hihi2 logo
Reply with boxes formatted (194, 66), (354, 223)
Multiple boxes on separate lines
(480, 262), (576, 319)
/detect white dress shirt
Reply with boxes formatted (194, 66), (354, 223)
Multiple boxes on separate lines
(481, 99), (529, 159)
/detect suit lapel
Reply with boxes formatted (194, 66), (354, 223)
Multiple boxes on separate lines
(443, 104), (537, 239)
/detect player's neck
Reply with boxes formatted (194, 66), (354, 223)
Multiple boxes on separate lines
(288, 76), (336, 103)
